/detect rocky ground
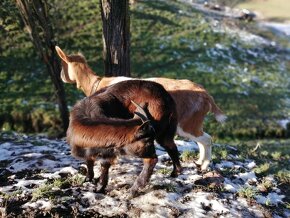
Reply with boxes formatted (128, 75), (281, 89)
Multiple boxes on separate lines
(0, 132), (289, 217)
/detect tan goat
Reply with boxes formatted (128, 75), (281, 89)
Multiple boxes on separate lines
(56, 46), (227, 171)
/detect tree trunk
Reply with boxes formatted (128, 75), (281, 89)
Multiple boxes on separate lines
(15, 0), (69, 136)
(100, 0), (131, 76)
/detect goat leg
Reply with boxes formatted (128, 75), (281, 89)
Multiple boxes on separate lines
(95, 159), (112, 194)
(85, 159), (95, 182)
(130, 157), (158, 197)
(161, 140), (182, 177)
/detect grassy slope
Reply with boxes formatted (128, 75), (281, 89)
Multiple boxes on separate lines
(130, 1), (290, 138)
(0, 0), (289, 138)
(215, 137), (290, 206)
(238, 0), (290, 21)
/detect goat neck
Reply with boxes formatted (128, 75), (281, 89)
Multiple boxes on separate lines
(73, 65), (101, 96)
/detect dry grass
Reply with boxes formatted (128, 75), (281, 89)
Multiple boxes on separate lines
(238, 0), (290, 21)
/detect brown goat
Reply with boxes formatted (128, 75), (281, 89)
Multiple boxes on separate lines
(67, 80), (179, 195)
(56, 46), (226, 171)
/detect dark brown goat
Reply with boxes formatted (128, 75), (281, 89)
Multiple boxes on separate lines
(67, 80), (180, 195)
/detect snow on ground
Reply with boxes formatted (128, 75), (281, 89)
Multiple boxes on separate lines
(261, 22), (290, 37)
(0, 132), (288, 217)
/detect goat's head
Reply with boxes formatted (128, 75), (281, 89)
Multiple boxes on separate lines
(125, 101), (156, 157)
(55, 46), (87, 87)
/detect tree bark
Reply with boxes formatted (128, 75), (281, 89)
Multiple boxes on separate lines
(15, 0), (69, 136)
(100, 0), (131, 76)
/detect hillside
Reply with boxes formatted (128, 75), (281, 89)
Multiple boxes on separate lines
(0, 0), (289, 137)
(0, 1), (290, 216)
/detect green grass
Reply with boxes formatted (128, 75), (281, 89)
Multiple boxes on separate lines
(32, 175), (84, 201)
(0, 0), (289, 138)
(276, 170), (290, 184)
(32, 179), (63, 201)
(213, 138), (290, 206)
(217, 138), (290, 182)
(238, 186), (258, 199)
(180, 150), (197, 162)
(157, 168), (172, 175)
(238, 0), (290, 21)
(153, 182), (177, 192)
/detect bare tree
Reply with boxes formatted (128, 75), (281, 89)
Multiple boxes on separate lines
(100, 0), (131, 76)
(15, 0), (69, 136)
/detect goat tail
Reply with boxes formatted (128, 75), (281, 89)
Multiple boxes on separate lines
(67, 119), (124, 160)
(208, 95), (227, 123)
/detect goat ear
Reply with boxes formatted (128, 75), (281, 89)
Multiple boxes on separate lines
(136, 121), (155, 139)
(55, 46), (69, 63)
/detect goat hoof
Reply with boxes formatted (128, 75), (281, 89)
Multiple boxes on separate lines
(195, 163), (201, 169)
(195, 160), (203, 166)
(84, 177), (93, 183)
(128, 189), (138, 199)
(201, 161), (210, 171)
(95, 189), (106, 194)
(170, 171), (178, 178)
(92, 177), (100, 185)
(95, 186), (106, 194)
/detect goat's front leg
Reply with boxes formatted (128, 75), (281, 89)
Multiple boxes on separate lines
(95, 158), (112, 194)
(130, 157), (158, 197)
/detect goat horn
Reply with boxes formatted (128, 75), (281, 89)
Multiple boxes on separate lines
(131, 100), (148, 123)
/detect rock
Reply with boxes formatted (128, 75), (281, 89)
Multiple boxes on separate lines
(239, 9), (256, 21)
(195, 171), (225, 188)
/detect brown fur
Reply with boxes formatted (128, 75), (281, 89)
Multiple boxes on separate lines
(67, 80), (180, 195)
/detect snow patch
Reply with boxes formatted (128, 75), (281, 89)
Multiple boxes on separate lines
(0, 142), (14, 161)
(224, 178), (239, 193)
(246, 161), (256, 169)
(237, 171), (257, 182)
(215, 114), (227, 123)
(216, 160), (234, 169)
(277, 118), (290, 129)
(256, 192), (285, 206)
(23, 200), (52, 210)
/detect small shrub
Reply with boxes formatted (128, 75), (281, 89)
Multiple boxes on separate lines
(271, 152), (281, 160)
(238, 186), (258, 199)
(259, 178), (273, 191)
(276, 170), (290, 184)
(69, 174), (85, 186)
(181, 150), (196, 162)
(157, 168), (172, 175)
(0, 189), (22, 201)
(212, 146), (228, 161)
(32, 179), (63, 201)
(260, 150), (269, 157)
(163, 183), (177, 192)
(254, 163), (270, 175)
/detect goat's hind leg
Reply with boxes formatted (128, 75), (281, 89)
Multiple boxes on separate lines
(191, 132), (212, 171)
(157, 138), (182, 177)
(94, 158), (113, 193)
(195, 132), (212, 171)
(177, 126), (212, 171)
